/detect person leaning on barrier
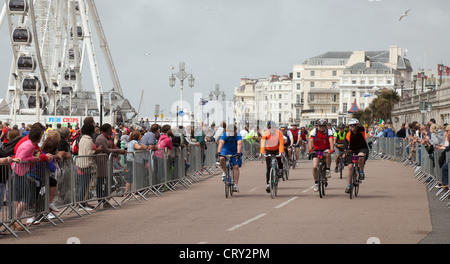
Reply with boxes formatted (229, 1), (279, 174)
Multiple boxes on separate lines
(95, 123), (126, 206)
(57, 127), (72, 160)
(11, 123), (48, 231)
(435, 126), (450, 190)
(76, 123), (103, 210)
(41, 130), (62, 213)
(126, 130), (148, 194)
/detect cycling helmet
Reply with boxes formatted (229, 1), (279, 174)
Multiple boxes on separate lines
(337, 123), (345, 129)
(348, 118), (360, 125)
(316, 119), (327, 126)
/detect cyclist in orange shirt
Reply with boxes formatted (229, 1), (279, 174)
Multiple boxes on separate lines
(259, 121), (284, 193)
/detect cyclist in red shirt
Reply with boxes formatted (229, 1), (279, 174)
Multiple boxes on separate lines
(308, 119), (334, 192)
(289, 123), (300, 166)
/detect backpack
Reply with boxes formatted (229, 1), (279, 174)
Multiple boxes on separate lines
(172, 136), (181, 148)
(1, 127), (11, 142)
(70, 131), (81, 155)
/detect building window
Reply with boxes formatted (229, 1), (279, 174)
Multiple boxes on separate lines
(297, 83), (300, 90)
(332, 106), (337, 113)
(297, 72), (301, 78)
(309, 93), (314, 102)
(343, 103), (348, 111)
(279, 113), (282, 123)
(310, 82), (315, 88)
(361, 103), (365, 109)
(352, 91), (356, 97)
(352, 80), (357, 85)
(332, 70), (337, 77)
(279, 94), (282, 99)
(311, 71), (315, 77)
(333, 94), (337, 102)
(296, 95), (301, 104)
(279, 103), (282, 109)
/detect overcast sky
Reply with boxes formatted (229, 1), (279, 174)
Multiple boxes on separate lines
(1, 0), (450, 119)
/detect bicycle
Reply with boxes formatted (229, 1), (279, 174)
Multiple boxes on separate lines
(283, 149), (290, 181)
(312, 150), (328, 198)
(348, 153), (362, 199)
(219, 154), (239, 199)
(264, 153), (282, 199)
(336, 147), (345, 180)
(291, 144), (299, 169)
(300, 140), (308, 159)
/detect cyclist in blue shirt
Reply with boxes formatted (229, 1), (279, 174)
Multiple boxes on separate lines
(216, 125), (243, 192)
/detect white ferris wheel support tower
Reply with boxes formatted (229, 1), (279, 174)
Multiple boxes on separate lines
(0, 0), (135, 125)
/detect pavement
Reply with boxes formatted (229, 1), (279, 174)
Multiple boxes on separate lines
(0, 156), (447, 245)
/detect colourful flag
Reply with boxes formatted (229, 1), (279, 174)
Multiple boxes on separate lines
(379, 118), (385, 127)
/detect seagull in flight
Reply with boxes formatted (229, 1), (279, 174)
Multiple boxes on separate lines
(399, 9), (411, 21)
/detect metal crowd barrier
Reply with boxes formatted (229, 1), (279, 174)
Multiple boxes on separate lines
(371, 137), (450, 208)
(0, 142), (221, 237)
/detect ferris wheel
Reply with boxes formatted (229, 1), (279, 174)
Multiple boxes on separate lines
(0, 0), (136, 124)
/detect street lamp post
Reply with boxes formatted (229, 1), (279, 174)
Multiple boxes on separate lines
(413, 74), (417, 95)
(438, 64), (444, 87)
(169, 62), (195, 127)
(209, 84), (226, 125)
(420, 71), (426, 93)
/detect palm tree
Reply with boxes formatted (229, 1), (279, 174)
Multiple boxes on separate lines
(369, 88), (400, 123)
(352, 108), (373, 126)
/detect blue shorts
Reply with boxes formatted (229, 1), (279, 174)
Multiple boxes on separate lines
(221, 154), (242, 167)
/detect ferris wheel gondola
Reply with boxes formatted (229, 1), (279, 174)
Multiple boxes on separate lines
(12, 28), (32, 45)
(8, 0), (28, 14)
(22, 76), (41, 92)
(17, 55), (36, 72)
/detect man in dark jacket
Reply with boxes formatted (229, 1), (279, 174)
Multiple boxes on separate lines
(396, 123), (407, 138)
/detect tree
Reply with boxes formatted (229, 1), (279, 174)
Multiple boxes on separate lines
(369, 88), (400, 124)
(352, 108), (373, 126)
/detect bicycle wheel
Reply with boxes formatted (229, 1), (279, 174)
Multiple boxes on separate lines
(349, 167), (355, 199)
(225, 168), (230, 199)
(291, 152), (296, 169)
(339, 157), (344, 180)
(230, 167), (235, 197)
(285, 165), (290, 180)
(354, 170), (360, 197)
(318, 165), (324, 198)
(269, 167), (276, 199)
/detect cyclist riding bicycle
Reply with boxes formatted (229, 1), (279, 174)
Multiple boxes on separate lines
(216, 125), (243, 193)
(290, 123), (300, 166)
(333, 123), (347, 173)
(297, 126), (309, 158)
(342, 118), (369, 194)
(260, 121), (284, 193)
(280, 125), (293, 164)
(309, 119), (334, 192)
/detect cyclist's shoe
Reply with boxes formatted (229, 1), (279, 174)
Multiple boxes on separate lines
(233, 184), (240, 193)
(334, 166), (339, 173)
(359, 171), (365, 180)
(221, 172), (226, 181)
(326, 169), (331, 178)
(345, 185), (351, 193)
(313, 183), (319, 192)
(266, 184), (270, 193)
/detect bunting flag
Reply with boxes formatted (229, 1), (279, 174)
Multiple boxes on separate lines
(199, 98), (208, 105)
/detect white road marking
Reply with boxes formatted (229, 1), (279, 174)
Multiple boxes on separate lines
(227, 213), (267, 232)
(302, 185), (315, 193)
(274, 196), (299, 209)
